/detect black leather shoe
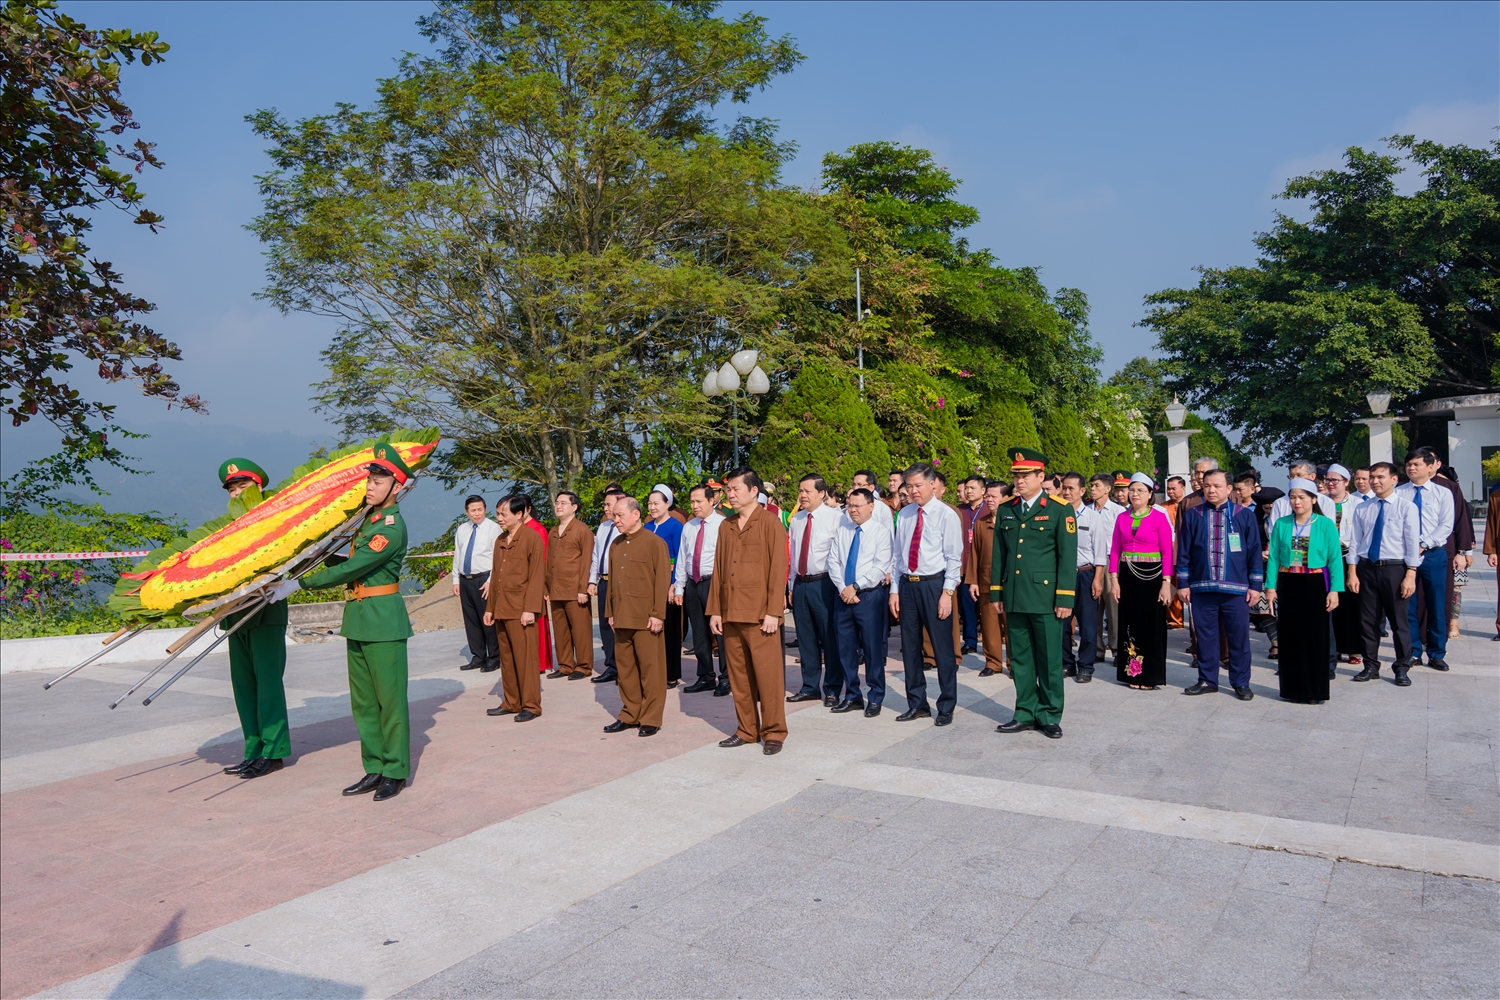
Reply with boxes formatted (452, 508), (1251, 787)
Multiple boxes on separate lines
(1183, 681), (1218, 696)
(1329, 667), (1337, 679)
(479, 662), (500, 672)
(224, 759), (253, 775)
(603, 720), (637, 733)
(546, 669), (565, 679)
(863, 704), (881, 718)
(978, 667), (997, 677)
(638, 725), (660, 737)
(569, 670), (589, 680)
(1428, 658), (1450, 672)
(1232, 686), (1253, 701)
(373, 777), (404, 801)
(514, 710), (538, 722)
(667, 679), (680, 689)
(343, 773), (381, 796)
(996, 718), (1033, 734)
(239, 757), (283, 780)
(1076, 672), (1093, 684)
(822, 695), (838, 707)
(1039, 724), (1062, 739)
(591, 669), (618, 684)
(786, 692), (820, 703)
(961, 644), (977, 655)
(487, 705), (514, 716)
(460, 659), (482, 671)
(830, 699), (864, 714)
(714, 680), (731, 697)
(1393, 669), (1412, 687)
(895, 706), (931, 722)
(934, 712), (953, 727)
(683, 678), (715, 693)
(763, 740), (783, 755)
(1352, 666), (1379, 682)
(719, 734), (749, 748)
(1063, 666), (1076, 677)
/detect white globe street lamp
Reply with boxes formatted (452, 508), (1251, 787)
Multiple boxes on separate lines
(701, 350), (777, 466)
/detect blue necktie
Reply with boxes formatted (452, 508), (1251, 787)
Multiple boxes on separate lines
(1412, 485), (1423, 538)
(844, 525), (862, 588)
(462, 523), (477, 575)
(1367, 499), (1386, 560)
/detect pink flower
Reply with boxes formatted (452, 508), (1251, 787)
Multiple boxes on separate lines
(1127, 656), (1143, 678)
(958, 370), (971, 378)
(936, 397), (946, 408)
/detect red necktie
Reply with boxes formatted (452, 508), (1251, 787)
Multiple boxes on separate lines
(691, 522), (705, 582)
(908, 506), (924, 572)
(798, 512), (813, 577)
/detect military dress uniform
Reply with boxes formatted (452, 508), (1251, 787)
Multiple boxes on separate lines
(220, 459), (291, 779)
(298, 445), (415, 794)
(991, 449), (1077, 734)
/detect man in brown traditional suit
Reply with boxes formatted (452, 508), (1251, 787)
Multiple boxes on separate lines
(965, 479), (1009, 677)
(546, 490), (595, 679)
(602, 498), (670, 737)
(484, 495), (545, 721)
(708, 468), (791, 755)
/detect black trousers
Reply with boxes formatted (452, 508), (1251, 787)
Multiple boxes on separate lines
(899, 576), (957, 716)
(1357, 561), (1412, 671)
(458, 571), (499, 667)
(793, 576), (840, 697)
(664, 602), (683, 683)
(682, 576), (724, 680)
(597, 577), (616, 670)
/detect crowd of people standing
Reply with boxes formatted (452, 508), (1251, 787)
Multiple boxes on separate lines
(448, 445), (1491, 753)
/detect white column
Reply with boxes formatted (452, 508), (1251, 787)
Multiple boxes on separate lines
(1155, 429), (1202, 479)
(1353, 417), (1396, 466)
(1449, 402), (1500, 499)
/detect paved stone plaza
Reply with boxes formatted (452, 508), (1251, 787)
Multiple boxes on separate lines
(3, 558), (1496, 999)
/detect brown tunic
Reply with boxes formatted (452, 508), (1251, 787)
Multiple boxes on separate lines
(603, 528), (669, 629)
(706, 505), (789, 624)
(964, 509), (996, 588)
(547, 518), (594, 598)
(487, 528), (545, 618)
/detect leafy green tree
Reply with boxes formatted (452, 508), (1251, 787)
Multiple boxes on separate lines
(749, 360), (890, 492)
(250, 1), (803, 500)
(971, 397), (1041, 478)
(1, 0), (204, 507)
(1039, 408), (1092, 477)
(876, 361), (973, 476)
(1144, 137), (1495, 461)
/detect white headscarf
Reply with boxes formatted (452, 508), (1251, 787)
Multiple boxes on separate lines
(650, 483), (674, 506)
(1288, 477), (1319, 497)
(1325, 464), (1351, 482)
(1129, 473), (1154, 488)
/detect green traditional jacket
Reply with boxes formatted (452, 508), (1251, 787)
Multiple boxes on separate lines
(990, 493), (1078, 614)
(300, 503), (413, 642)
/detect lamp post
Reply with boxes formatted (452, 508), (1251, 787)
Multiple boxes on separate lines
(1153, 395), (1201, 480)
(701, 349), (773, 466)
(1353, 389), (1396, 465)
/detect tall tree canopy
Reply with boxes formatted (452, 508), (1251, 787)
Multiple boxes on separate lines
(0, 0), (203, 506)
(1143, 137), (1496, 461)
(251, 0), (806, 499)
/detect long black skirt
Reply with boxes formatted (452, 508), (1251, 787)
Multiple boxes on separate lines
(1116, 562), (1167, 687)
(1331, 583), (1362, 655)
(1277, 572), (1330, 703)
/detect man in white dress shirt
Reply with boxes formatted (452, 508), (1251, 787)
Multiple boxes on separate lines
(676, 483), (729, 696)
(588, 489), (627, 683)
(787, 474), (844, 705)
(828, 488), (895, 716)
(1395, 447), (1455, 671)
(1267, 459), (1338, 527)
(1058, 473), (1107, 682)
(890, 462), (964, 726)
(453, 495), (503, 672)
(1087, 473), (1125, 659)
(1346, 462), (1422, 686)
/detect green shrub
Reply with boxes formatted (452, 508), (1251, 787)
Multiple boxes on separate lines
(966, 397), (1041, 479)
(751, 360), (892, 492)
(872, 361), (972, 478)
(1039, 408), (1092, 478)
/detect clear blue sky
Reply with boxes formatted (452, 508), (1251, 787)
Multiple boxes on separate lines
(4, 1), (1495, 530)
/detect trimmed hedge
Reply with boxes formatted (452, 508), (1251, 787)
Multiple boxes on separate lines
(749, 361), (892, 492)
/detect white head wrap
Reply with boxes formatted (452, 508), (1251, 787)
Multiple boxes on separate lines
(1325, 464), (1352, 482)
(1288, 477), (1319, 497)
(1129, 473), (1155, 488)
(650, 483), (673, 506)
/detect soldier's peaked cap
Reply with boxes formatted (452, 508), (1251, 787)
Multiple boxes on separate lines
(1008, 448), (1047, 473)
(367, 443), (414, 484)
(218, 458), (267, 490)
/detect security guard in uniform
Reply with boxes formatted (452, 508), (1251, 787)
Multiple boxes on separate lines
(219, 459), (292, 780)
(991, 448), (1077, 739)
(269, 444), (414, 801)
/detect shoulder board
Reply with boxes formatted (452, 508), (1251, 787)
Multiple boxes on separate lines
(1046, 494), (1066, 504)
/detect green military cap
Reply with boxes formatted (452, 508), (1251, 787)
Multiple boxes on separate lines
(218, 458), (268, 490)
(367, 442), (414, 484)
(1008, 447), (1048, 473)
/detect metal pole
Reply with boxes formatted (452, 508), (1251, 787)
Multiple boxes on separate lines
(43, 625), (150, 690)
(731, 395), (739, 467)
(142, 595), (271, 706)
(855, 268), (864, 397)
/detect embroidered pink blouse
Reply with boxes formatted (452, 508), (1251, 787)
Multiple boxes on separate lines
(1108, 507), (1175, 576)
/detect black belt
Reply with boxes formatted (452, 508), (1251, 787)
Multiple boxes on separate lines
(904, 572), (944, 583)
(1077, 564), (1096, 572)
(855, 583), (886, 595)
(460, 570), (490, 580)
(687, 574), (712, 585)
(795, 572), (829, 582)
(1359, 558), (1407, 567)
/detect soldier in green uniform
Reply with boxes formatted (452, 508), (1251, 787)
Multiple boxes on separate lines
(268, 444), (414, 801)
(990, 448), (1077, 740)
(218, 459), (292, 781)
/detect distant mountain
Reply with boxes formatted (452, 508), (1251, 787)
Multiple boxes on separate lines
(0, 421), (504, 546)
